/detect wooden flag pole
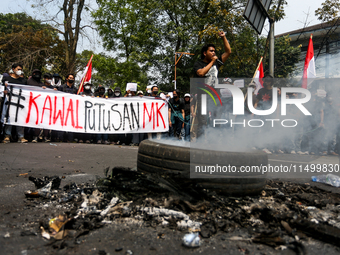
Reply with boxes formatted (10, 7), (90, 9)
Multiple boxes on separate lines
(250, 56), (263, 84)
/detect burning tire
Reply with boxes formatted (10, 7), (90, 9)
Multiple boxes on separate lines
(137, 139), (267, 196)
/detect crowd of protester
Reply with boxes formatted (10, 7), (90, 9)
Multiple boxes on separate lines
(0, 63), (192, 145)
(1, 63), (339, 156)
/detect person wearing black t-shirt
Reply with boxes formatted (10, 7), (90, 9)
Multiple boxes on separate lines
(183, 94), (191, 141)
(192, 31), (231, 139)
(2, 63), (28, 143)
(168, 90), (185, 139)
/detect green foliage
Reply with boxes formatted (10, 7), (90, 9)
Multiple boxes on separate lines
(315, 0), (340, 22)
(0, 12), (50, 34)
(0, 12), (65, 76)
(90, 0), (299, 91)
(273, 36), (301, 78)
(77, 50), (149, 93)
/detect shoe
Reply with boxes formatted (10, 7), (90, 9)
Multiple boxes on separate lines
(320, 151), (328, 156)
(262, 148), (272, 154)
(78, 140), (83, 143)
(32, 137), (38, 143)
(44, 137), (51, 143)
(303, 151), (309, 155)
(3, 136), (10, 143)
(104, 140), (110, 145)
(18, 137), (28, 143)
(86, 140), (91, 144)
(290, 150), (296, 154)
(277, 150), (284, 154)
(297, 151), (304, 155)
(97, 140), (102, 144)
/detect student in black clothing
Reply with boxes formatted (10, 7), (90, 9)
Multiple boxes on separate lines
(168, 89), (185, 139)
(58, 74), (78, 94)
(2, 63), (28, 143)
(27, 69), (43, 86)
(57, 73), (77, 142)
(183, 93), (191, 141)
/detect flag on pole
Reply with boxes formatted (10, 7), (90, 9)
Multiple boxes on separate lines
(77, 55), (93, 94)
(302, 35), (316, 89)
(254, 58), (264, 94)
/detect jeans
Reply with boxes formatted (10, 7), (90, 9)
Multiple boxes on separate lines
(5, 125), (24, 138)
(169, 116), (183, 138)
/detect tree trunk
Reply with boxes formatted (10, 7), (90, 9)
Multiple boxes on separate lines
(62, 0), (85, 74)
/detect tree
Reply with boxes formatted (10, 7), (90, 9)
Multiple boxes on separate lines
(77, 50), (149, 93)
(314, 0), (340, 59)
(32, 0), (91, 74)
(315, 0), (340, 22)
(0, 13), (65, 75)
(93, 0), (299, 92)
(273, 36), (301, 78)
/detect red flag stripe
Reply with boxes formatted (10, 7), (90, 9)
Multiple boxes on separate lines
(302, 35), (316, 89)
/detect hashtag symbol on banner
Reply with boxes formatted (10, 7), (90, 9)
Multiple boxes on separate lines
(5, 87), (25, 122)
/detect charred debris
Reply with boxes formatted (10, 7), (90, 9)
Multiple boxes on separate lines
(24, 167), (340, 252)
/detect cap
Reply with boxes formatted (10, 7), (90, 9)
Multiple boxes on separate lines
(184, 93), (191, 98)
(137, 90), (143, 95)
(43, 73), (52, 79)
(222, 77), (233, 84)
(53, 73), (61, 77)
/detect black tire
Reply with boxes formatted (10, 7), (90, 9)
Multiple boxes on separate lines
(137, 140), (268, 196)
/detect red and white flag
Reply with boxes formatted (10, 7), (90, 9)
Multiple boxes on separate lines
(254, 58), (264, 94)
(77, 55), (93, 94)
(302, 35), (316, 89)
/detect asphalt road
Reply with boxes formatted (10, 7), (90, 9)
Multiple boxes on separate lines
(1, 142), (340, 254)
(1, 142), (340, 207)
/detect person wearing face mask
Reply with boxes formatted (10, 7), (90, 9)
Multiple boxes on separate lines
(113, 87), (122, 97)
(107, 88), (114, 98)
(147, 85), (164, 140)
(95, 86), (110, 144)
(109, 87), (123, 144)
(52, 73), (62, 87)
(27, 69), (43, 86)
(42, 73), (58, 90)
(77, 83), (94, 143)
(57, 74), (77, 142)
(58, 74), (78, 94)
(131, 90), (147, 146)
(151, 86), (159, 97)
(2, 63), (28, 143)
(81, 82), (93, 97)
(124, 90), (136, 97)
(97, 87), (106, 98)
